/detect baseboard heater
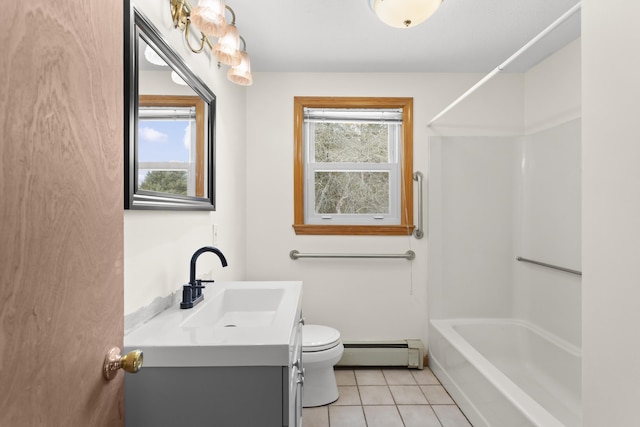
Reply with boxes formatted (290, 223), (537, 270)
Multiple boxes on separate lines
(336, 340), (424, 369)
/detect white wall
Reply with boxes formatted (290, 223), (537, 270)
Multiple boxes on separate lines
(245, 73), (523, 344)
(124, 0), (248, 316)
(582, 1), (640, 424)
(524, 39), (581, 134)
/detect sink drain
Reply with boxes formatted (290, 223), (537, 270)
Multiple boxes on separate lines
(223, 324), (237, 328)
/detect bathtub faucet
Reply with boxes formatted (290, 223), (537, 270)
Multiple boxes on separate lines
(180, 246), (228, 309)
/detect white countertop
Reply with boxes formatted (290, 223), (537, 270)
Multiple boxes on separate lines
(124, 281), (302, 367)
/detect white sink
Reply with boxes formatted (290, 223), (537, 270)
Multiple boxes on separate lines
(181, 288), (285, 329)
(124, 281), (302, 367)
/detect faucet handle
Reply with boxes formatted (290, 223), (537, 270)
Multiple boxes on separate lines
(192, 279), (206, 289)
(192, 278), (215, 288)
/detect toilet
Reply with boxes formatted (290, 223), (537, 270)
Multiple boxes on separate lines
(302, 324), (344, 407)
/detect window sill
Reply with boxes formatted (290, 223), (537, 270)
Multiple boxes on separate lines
(292, 224), (415, 236)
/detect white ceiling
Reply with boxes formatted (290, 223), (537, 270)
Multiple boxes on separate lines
(224, 0), (581, 73)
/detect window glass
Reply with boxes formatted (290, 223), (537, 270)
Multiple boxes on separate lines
(138, 106), (196, 196)
(314, 171), (390, 215)
(313, 122), (389, 163)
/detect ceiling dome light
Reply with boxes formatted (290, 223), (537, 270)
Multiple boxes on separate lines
(370, 0), (442, 28)
(191, 0), (227, 37)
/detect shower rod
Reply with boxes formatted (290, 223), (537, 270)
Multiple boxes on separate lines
(427, 2), (582, 126)
(516, 256), (582, 276)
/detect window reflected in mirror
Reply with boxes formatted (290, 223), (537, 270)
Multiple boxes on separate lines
(138, 96), (207, 198)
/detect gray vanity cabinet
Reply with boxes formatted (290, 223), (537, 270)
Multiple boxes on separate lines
(124, 315), (304, 427)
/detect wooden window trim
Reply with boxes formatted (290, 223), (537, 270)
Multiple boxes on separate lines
(293, 96), (415, 236)
(138, 95), (206, 197)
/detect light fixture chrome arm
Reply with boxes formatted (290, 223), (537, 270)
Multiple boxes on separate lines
(225, 5), (236, 25)
(184, 20), (208, 54)
(171, 0), (211, 54)
(170, 0), (188, 30)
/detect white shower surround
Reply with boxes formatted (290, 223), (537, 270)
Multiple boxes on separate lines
(427, 37), (581, 425)
(427, 99), (581, 425)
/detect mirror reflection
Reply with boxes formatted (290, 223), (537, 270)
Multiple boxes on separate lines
(125, 8), (216, 210)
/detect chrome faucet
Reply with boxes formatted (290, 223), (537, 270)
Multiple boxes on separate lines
(180, 246), (228, 309)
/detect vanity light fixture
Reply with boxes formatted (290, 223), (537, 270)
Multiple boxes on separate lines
(369, 0), (442, 28)
(170, 0), (252, 85)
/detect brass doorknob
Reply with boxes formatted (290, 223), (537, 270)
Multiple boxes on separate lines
(103, 347), (143, 380)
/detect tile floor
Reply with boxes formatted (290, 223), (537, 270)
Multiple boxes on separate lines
(302, 367), (472, 427)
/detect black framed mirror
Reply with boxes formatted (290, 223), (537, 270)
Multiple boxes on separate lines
(125, 5), (216, 210)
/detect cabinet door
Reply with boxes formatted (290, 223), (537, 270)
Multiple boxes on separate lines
(127, 367), (283, 426)
(286, 315), (304, 426)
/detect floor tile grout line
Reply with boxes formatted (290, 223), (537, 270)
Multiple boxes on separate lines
(431, 405), (446, 427)
(321, 368), (466, 427)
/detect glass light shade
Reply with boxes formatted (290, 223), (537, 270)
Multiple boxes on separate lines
(144, 45), (167, 66)
(371, 0), (442, 28)
(227, 51), (252, 86)
(213, 24), (241, 66)
(191, 0), (227, 37)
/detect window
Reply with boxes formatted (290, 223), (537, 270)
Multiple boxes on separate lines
(293, 97), (414, 235)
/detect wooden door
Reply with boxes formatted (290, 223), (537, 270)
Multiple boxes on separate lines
(0, 1), (124, 425)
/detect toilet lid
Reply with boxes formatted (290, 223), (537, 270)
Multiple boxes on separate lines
(303, 325), (341, 351)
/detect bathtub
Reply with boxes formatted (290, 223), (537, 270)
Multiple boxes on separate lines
(429, 319), (581, 427)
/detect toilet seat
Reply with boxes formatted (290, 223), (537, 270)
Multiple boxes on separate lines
(303, 325), (341, 352)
